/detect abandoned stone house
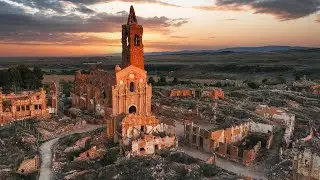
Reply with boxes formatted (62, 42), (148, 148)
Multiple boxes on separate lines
(0, 88), (50, 126)
(255, 105), (295, 148)
(106, 6), (177, 155)
(184, 120), (274, 166)
(293, 138), (320, 180)
(169, 88), (224, 100)
(71, 69), (115, 116)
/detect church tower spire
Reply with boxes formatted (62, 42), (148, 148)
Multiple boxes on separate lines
(127, 5), (137, 24)
(122, 5), (144, 70)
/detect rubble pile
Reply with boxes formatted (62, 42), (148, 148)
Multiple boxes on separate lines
(267, 159), (293, 180)
(56, 148), (241, 180)
(35, 117), (87, 140)
(0, 125), (38, 179)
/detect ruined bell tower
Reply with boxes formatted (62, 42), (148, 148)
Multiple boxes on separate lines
(121, 6), (144, 70)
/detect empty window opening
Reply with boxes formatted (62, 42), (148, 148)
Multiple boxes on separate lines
(17, 106), (20, 111)
(26, 105), (30, 111)
(129, 106), (137, 114)
(155, 145), (159, 150)
(36, 95), (40, 100)
(39, 105), (42, 110)
(192, 135), (197, 144)
(141, 126), (145, 133)
(130, 82), (135, 92)
(126, 36), (129, 47)
(21, 106), (25, 111)
(102, 90), (106, 99)
(140, 148), (145, 152)
(35, 105), (38, 110)
(200, 137), (204, 147)
(134, 34), (140, 47)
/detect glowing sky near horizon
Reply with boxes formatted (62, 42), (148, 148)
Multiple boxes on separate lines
(0, 0), (319, 57)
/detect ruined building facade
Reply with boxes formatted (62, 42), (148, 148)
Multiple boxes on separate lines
(169, 88), (224, 100)
(184, 121), (274, 166)
(106, 6), (177, 155)
(293, 140), (320, 180)
(0, 88), (49, 126)
(71, 69), (115, 116)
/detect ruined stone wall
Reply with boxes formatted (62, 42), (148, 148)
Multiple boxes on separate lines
(0, 88), (49, 125)
(72, 69), (115, 114)
(17, 155), (40, 175)
(169, 88), (225, 99)
(75, 146), (105, 161)
(48, 81), (58, 115)
(293, 149), (320, 180)
(185, 121), (274, 166)
(170, 89), (194, 97)
(249, 122), (274, 134)
(131, 135), (177, 155)
(202, 88), (225, 100)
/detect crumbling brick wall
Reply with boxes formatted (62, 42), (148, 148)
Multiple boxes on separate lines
(293, 149), (320, 180)
(230, 145), (239, 162)
(0, 88), (49, 126)
(243, 149), (256, 166)
(48, 81), (58, 115)
(75, 146), (105, 161)
(17, 155), (40, 175)
(71, 69), (115, 114)
(131, 135), (177, 155)
(202, 88), (225, 99)
(170, 89), (194, 97)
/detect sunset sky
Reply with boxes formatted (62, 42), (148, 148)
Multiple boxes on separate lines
(0, 0), (319, 57)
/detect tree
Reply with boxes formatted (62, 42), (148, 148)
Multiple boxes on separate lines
(262, 78), (268, 84)
(148, 77), (155, 85)
(248, 82), (259, 89)
(33, 66), (44, 88)
(172, 77), (179, 85)
(8, 67), (22, 92)
(158, 75), (167, 86)
(277, 73), (286, 84)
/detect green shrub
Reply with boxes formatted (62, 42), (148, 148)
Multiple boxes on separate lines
(199, 163), (219, 177)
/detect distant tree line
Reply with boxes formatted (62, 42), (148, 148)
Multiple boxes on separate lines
(148, 76), (192, 86)
(0, 65), (44, 92)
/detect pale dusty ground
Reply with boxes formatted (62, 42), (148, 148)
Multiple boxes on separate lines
(39, 125), (105, 180)
(175, 121), (267, 180)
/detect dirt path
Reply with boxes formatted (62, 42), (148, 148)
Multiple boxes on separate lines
(39, 125), (105, 180)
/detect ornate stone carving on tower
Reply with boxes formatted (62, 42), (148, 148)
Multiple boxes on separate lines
(122, 6), (144, 70)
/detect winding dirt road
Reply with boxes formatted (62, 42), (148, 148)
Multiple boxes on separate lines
(39, 125), (105, 180)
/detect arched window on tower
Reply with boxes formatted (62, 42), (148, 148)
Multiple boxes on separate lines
(130, 82), (135, 92)
(126, 36), (129, 47)
(134, 34), (140, 47)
